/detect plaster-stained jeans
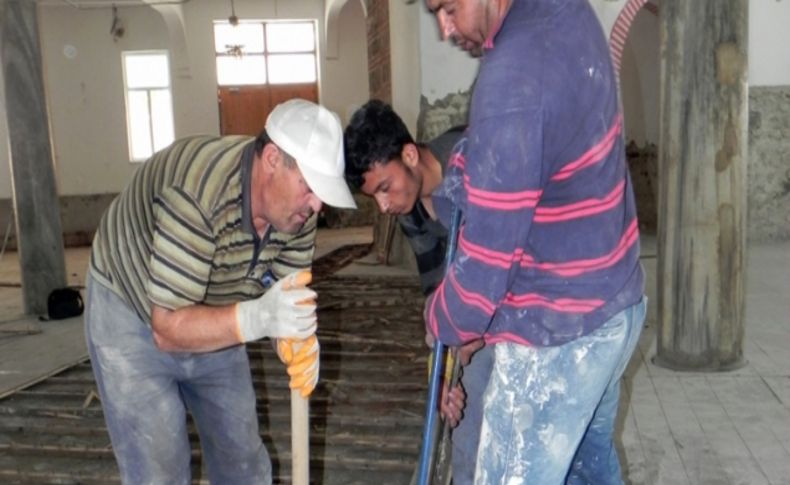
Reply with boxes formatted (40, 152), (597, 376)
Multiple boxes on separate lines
(475, 298), (646, 485)
(84, 272), (272, 485)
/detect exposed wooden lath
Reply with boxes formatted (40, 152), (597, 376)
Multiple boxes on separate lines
(0, 244), (432, 484)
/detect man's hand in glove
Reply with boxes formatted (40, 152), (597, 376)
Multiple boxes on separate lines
(235, 270), (317, 343)
(276, 335), (320, 397)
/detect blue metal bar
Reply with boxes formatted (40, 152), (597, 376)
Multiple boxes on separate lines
(416, 206), (462, 485)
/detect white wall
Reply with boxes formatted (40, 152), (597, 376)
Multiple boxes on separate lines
(620, 8), (660, 146)
(412, 0), (790, 113)
(0, 0), (369, 199)
(749, 0), (790, 87)
(588, 0), (631, 34)
(595, 0), (790, 88)
(322, 0), (369, 125)
(413, 0), (632, 105)
(417, 4), (478, 104)
(389, 0), (422, 136)
(608, 0), (789, 145)
(39, 5), (169, 196)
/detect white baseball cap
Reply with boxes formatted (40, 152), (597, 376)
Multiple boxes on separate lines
(266, 99), (357, 209)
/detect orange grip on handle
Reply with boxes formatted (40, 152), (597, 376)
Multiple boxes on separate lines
(282, 271), (313, 290)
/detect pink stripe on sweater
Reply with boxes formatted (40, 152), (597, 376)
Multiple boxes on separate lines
(521, 219), (639, 276)
(551, 114), (622, 182)
(468, 194), (541, 211)
(427, 280), (442, 338)
(448, 151), (466, 169)
(534, 180), (625, 222)
(484, 332), (533, 346)
(439, 286), (481, 343)
(465, 176), (543, 201)
(465, 176), (543, 211)
(448, 270), (496, 315)
(430, 277), (482, 343)
(458, 230), (523, 269)
(503, 293), (605, 312)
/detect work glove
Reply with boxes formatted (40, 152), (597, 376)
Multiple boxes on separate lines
(235, 270), (316, 343)
(276, 335), (320, 397)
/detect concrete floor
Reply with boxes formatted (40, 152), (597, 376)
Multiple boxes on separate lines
(1, 227), (789, 484)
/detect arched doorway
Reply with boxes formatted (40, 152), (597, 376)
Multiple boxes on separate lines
(610, 0), (661, 235)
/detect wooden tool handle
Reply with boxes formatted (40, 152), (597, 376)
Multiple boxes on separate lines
(291, 387), (309, 485)
(286, 272), (314, 484)
(290, 338), (310, 485)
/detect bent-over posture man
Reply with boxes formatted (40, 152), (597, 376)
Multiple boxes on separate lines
(86, 99), (355, 484)
(344, 99), (492, 485)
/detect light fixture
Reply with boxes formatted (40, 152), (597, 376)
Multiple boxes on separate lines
(110, 5), (125, 41)
(225, 0), (243, 57)
(228, 0), (239, 26)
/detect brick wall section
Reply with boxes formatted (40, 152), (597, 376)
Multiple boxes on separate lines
(366, 0), (391, 103)
(364, 0), (392, 260)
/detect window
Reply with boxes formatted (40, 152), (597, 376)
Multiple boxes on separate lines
(122, 51), (175, 162)
(214, 20), (317, 86)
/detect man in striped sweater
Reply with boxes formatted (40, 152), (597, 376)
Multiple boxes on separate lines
(85, 99), (355, 484)
(425, 0), (647, 483)
(344, 99), (491, 485)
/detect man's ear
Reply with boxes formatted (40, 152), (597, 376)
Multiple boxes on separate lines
(401, 143), (419, 169)
(260, 143), (281, 173)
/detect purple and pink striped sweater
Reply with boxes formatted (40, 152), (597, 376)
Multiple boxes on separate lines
(426, 0), (644, 347)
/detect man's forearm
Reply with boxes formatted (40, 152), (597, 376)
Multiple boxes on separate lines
(150, 303), (243, 353)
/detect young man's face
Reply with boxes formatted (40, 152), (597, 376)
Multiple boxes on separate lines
(426, 0), (491, 57)
(360, 159), (421, 216)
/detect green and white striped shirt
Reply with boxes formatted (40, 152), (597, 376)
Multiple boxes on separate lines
(90, 135), (317, 325)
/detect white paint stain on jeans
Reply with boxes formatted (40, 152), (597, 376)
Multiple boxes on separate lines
(538, 423), (570, 462)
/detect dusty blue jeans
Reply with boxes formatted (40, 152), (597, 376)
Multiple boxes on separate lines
(475, 298), (646, 484)
(84, 272), (272, 484)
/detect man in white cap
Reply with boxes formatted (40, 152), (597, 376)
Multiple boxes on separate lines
(85, 99), (355, 484)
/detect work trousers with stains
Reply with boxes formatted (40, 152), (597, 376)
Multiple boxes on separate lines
(475, 297), (646, 485)
(84, 272), (272, 485)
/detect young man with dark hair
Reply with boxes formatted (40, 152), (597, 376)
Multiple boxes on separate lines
(344, 99), (491, 485)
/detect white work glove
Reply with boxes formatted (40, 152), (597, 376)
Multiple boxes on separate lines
(235, 270), (317, 343)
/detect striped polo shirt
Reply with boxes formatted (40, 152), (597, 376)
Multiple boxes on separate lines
(90, 135), (317, 325)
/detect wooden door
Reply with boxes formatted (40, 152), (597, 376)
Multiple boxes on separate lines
(218, 84), (319, 136)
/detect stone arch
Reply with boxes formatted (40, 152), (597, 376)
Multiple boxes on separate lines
(325, 0), (367, 59)
(144, 2), (191, 79)
(609, 0), (658, 75)
(609, 0), (661, 234)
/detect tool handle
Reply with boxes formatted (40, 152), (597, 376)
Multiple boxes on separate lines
(290, 343), (310, 485)
(432, 354), (463, 485)
(416, 207), (462, 485)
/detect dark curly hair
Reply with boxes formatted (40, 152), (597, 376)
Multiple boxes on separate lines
(344, 100), (415, 189)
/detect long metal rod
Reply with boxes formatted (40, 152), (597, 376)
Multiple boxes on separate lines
(416, 207), (462, 485)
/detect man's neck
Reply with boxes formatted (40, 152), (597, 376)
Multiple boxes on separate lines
(249, 155), (271, 239)
(416, 145), (443, 219)
(417, 145), (443, 199)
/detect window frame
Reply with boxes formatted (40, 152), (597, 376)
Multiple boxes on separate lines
(121, 50), (175, 162)
(213, 19), (318, 87)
